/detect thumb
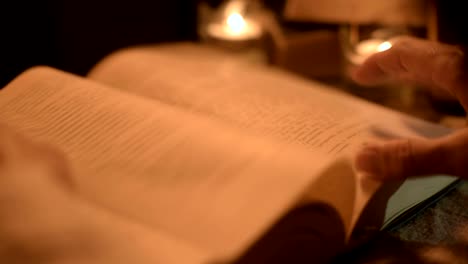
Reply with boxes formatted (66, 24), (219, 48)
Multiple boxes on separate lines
(355, 130), (468, 180)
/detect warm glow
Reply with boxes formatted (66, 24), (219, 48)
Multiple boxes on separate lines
(226, 12), (247, 34)
(205, 0), (262, 41)
(349, 39), (394, 65)
(377, 41), (392, 52)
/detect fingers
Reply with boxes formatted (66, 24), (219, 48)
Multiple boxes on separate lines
(355, 129), (468, 180)
(352, 36), (468, 111)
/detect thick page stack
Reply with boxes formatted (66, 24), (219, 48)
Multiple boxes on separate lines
(89, 43), (458, 229)
(0, 42), (459, 263)
(0, 67), (382, 263)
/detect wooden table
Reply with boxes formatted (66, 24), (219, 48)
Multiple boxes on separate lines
(332, 180), (468, 263)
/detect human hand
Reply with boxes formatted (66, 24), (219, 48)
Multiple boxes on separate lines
(352, 36), (468, 107)
(352, 36), (468, 180)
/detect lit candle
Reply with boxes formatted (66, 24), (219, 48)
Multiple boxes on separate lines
(206, 2), (262, 41)
(349, 39), (392, 65)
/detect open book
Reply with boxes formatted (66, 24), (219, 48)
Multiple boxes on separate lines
(0, 42), (458, 263)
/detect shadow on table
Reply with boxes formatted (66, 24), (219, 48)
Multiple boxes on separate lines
(332, 233), (468, 264)
(333, 181), (468, 264)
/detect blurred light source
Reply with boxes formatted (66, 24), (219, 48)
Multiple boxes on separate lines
(282, 0), (430, 79)
(279, 0), (440, 114)
(283, 0), (428, 27)
(377, 41), (392, 52)
(204, 0), (263, 42)
(345, 33), (395, 66)
(226, 13), (247, 33)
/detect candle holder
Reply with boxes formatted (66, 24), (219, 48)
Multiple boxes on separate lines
(340, 24), (412, 80)
(198, 0), (265, 51)
(338, 24), (433, 119)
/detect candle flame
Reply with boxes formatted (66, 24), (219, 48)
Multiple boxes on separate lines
(377, 41), (392, 52)
(226, 12), (247, 34)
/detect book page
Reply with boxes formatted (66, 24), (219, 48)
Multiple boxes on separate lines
(88, 43), (458, 227)
(70, 197), (212, 264)
(88, 43), (451, 160)
(0, 67), (358, 263)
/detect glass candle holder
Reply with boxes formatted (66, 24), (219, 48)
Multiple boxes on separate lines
(340, 24), (411, 80)
(198, 0), (264, 49)
(197, 0), (270, 64)
(338, 24), (431, 118)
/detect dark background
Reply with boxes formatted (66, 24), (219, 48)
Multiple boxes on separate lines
(0, 1), (198, 87)
(0, 0), (288, 88)
(0, 0), (465, 88)
(435, 1), (468, 45)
